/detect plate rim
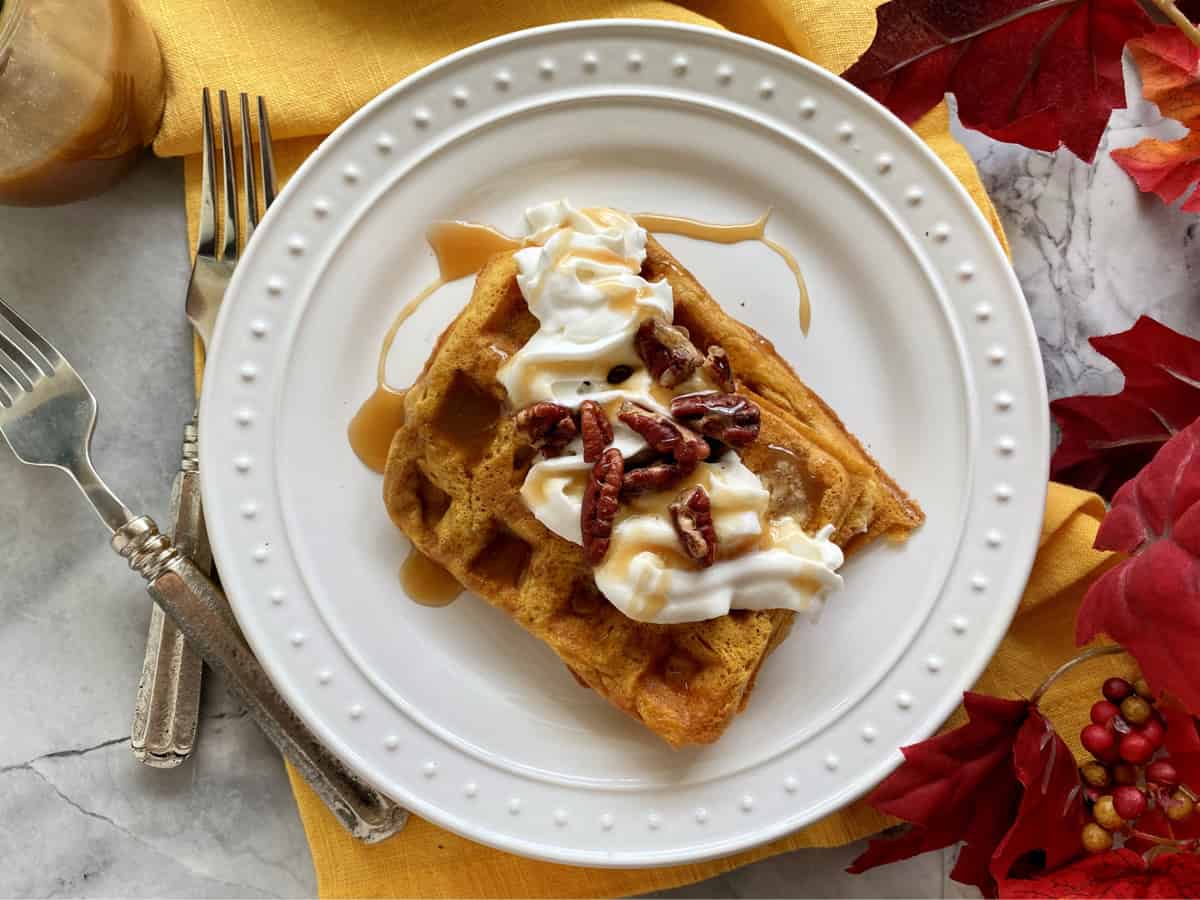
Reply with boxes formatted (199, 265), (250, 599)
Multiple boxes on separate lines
(200, 17), (1049, 865)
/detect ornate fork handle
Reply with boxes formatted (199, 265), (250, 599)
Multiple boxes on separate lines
(131, 416), (205, 767)
(113, 516), (408, 843)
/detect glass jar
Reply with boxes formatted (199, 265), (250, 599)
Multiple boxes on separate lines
(0, 0), (165, 206)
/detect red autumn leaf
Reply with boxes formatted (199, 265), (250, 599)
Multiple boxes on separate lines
(849, 694), (1083, 896)
(1126, 27), (1200, 126)
(1000, 848), (1200, 898)
(991, 712), (1087, 885)
(1077, 417), (1200, 713)
(1112, 133), (1200, 213)
(1050, 316), (1200, 499)
(1162, 696), (1200, 758)
(842, 0), (1152, 162)
(1112, 27), (1200, 211)
(848, 694), (1029, 894)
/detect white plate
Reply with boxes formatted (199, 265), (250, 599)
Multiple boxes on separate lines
(200, 20), (1048, 866)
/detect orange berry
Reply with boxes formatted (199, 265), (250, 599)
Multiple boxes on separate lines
(1120, 695), (1152, 725)
(1082, 822), (1113, 853)
(1080, 762), (1110, 788)
(1093, 795), (1125, 831)
(1166, 791), (1196, 822)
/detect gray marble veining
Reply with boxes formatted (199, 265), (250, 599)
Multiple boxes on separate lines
(955, 57), (1200, 404)
(3, 56), (1199, 897)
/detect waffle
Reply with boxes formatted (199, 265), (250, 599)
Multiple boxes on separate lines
(382, 236), (923, 746)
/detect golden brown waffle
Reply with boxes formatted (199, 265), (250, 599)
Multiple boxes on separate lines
(382, 237), (923, 746)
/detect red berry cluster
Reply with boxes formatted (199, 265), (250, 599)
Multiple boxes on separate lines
(1078, 677), (1197, 853)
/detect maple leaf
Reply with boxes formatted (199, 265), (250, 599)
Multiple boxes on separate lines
(1077, 416), (1200, 712)
(1112, 133), (1200, 213)
(1000, 849), (1200, 898)
(1112, 27), (1200, 211)
(842, 0), (1152, 162)
(991, 713), (1087, 885)
(848, 694), (1084, 896)
(848, 694), (1030, 894)
(1127, 27), (1200, 125)
(1050, 316), (1200, 499)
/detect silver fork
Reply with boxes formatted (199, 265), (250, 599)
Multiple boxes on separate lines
(132, 89), (279, 768)
(0, 297), (407, 842)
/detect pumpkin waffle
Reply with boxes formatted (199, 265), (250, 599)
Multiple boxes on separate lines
(382, 236), (923, 746)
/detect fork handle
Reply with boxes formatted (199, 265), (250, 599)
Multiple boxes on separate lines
(112, 515), (409, 843)
(131, 425), (206, 767)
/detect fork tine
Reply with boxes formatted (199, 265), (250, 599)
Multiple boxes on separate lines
(240, 93), (260, 234)
(217, 90), (240, 262)
(197, 88), (217, 259)
(0, 331), (41, 388)
(0, 358), (21, 405)
(0, 297), (63, 367)
(258, 96), (278, 210)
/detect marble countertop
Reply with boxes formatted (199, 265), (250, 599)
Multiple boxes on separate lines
(2, 61), (1196, 897)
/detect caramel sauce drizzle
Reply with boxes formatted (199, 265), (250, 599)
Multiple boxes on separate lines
(632, 210), (811, 335)
(346, 210), (814, 608)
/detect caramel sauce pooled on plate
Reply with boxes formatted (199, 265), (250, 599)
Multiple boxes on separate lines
(347, 386), (406, 474)
(399, 550), (464, 607)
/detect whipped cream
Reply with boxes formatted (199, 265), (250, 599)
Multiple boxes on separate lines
(500, 200), (844, 624)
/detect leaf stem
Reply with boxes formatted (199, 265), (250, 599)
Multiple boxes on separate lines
(1132, 828), (1198, 850)
(1148, 0), (1200, 50)
(1030, 645), (1127, 709)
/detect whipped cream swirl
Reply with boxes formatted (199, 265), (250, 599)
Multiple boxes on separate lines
(499, 200), (843, 624)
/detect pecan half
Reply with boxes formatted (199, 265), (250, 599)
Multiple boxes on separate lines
(635, 317), (704, 388)
(670, 485), (718, 567)
(618, 400), (709, 468)
(578, 400), (613, 463)
(514, 401), (577, 457)
(703, 345), (735, 392)
(582, 447), (624, 565)
(670, 392), (761, 446)
(621, 462), (686, 497)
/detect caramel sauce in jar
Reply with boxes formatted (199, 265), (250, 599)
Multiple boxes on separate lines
(0, 0), (165, 206)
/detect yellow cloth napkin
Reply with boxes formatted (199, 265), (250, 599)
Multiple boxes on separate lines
(135, 1), (1121, 895)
